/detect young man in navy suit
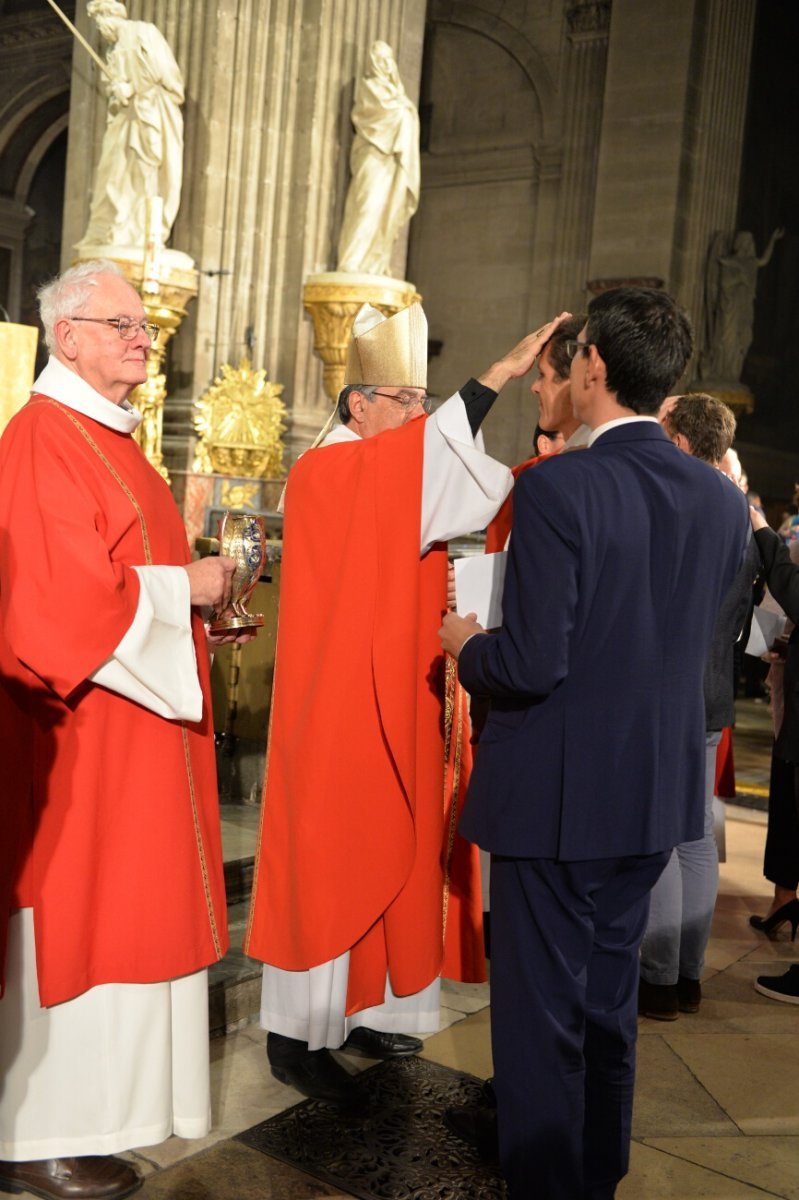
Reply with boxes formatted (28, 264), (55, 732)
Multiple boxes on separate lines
(440, 287), (750, 1200)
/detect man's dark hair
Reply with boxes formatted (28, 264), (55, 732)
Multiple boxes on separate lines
(667, 393), (736, 465)
(544, 314), (588, 382)
(337, 383), (377, 424)
(584, 287), (693, 413)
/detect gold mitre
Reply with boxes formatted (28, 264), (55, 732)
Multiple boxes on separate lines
(344, 303), (428, 388)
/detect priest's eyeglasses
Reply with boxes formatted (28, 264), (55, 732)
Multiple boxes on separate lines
(372, 389), (432, 413)
(70, 316), (160, 341)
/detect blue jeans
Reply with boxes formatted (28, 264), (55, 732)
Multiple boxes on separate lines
(639, 731), (721, 985)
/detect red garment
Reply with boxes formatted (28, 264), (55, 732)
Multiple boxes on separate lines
(245, 416), (485, 1014)
(0, 396), (228, 1006)
(714, 726), (736, 798)
(485, 453), (552, 552)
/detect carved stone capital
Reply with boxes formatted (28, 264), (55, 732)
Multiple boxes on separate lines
(566, 1), (612, 40)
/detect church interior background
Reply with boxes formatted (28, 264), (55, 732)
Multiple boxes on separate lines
(1, 3), (798, 1196)
(1, 0), (796, 478)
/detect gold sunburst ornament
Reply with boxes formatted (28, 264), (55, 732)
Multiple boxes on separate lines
(193, 358), (287, 479)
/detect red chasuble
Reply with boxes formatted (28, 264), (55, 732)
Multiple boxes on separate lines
(245, 415), (485, 1013)
(0, 396), (228, 1006)
(484, 452), (551, 552)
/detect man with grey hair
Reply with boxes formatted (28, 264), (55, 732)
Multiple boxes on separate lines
(0, 260), (240, 1200)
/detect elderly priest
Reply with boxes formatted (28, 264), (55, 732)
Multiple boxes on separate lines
(0, 260), (240, 1200)
(246, 300), (568, 1107)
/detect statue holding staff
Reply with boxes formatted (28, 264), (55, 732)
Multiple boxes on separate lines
(76, 0), (185, 251)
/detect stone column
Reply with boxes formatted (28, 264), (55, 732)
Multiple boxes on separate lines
(668, 0), (757, 368)
(587, 0), (756, 335)
(548, 1), (611, 314)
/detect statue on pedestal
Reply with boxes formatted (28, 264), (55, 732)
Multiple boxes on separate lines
(76, 0), (185, 253)
(336, 41), (420, 276)
(701, 226), (784, 383)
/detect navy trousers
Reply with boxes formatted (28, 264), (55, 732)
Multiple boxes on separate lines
(490, 851), (670, 1200)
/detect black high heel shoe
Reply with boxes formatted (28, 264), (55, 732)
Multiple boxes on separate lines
(749, 898), (799, 941)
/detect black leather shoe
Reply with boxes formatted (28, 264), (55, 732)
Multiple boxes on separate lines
(443, 1105), (499, 1164)
(638, 978), (679, 1020)
(342, 1026), (422, 1060)
(677, 974), (701, 1013)
(0, 1157), (142, 1200)
(267, 1033), (365, 1111)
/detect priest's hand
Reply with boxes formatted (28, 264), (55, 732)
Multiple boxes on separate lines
(477, 312), (572, 392)
(184, 555), (237, 609)
(439, 610), (484, 659)
(206, 619), (258, 647)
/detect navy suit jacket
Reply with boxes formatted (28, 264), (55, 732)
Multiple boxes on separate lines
(459, 420), (750, 861)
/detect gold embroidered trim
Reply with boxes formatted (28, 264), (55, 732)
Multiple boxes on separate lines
(182, 724), (223, 957)
(441, 652), (463, 942)
(30, 398), (152, 565)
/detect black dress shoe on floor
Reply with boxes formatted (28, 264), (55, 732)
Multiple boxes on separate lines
(342, 1026), (422, 1059)
(267, 1033), (365, 1111)
(638, 978), (679, 1020)
(443, 1105), (499, 1165)
(0, 1156), (142, 1200)
(677, 974), (702, 1013)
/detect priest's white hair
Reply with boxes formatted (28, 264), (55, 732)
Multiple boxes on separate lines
(37, 260), (125, 354)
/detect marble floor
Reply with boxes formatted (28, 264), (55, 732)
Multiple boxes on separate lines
(12, 707), (799, 1200)
(146, 812), (799, 1198)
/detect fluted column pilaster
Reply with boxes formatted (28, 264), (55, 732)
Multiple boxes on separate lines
(548, 1), (611, 313)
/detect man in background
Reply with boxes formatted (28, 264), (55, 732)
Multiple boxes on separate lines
(639, 393), (760, 1020)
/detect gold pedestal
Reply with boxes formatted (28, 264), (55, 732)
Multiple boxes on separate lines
(74, 247), (199, 480)
(302, 272), (421, 403)
(0, 322), (38, 435)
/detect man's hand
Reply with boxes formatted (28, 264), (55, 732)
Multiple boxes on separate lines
(477, 312), (572, 392)
(183, 555), (236, 609)
(206, 619), (258, 648)
(440, 611), (485, 659)
(749, 505), (768, 533)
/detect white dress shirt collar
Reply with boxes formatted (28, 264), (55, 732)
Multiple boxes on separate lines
(588, 415), (660, 447)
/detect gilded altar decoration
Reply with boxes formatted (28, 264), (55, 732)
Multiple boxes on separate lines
(220, 481), (260, 511)
(193, 359), (287, 479)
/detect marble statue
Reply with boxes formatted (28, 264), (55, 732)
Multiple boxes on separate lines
(77, 0), (184, 252)
(336, 41), (420, 277)
(701, 226), (784, 381)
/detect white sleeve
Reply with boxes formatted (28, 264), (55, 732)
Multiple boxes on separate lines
(90, 565), (203, 722)
(421, 392), (513, 552)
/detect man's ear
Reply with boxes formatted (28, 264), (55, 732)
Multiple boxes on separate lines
(54, 317), (78, 362)
(585, 343), (605, 386)
(674, 431), (692, 454)
(347, 388), (368, 426)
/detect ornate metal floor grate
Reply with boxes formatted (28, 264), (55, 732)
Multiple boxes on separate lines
(236, 1056), (505, 1199)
